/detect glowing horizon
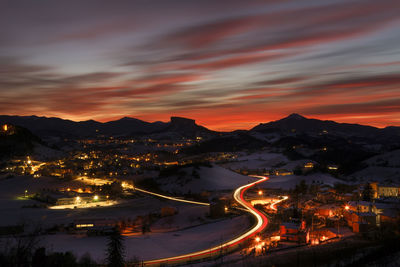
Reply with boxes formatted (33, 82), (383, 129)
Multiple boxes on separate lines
(1, 112), (396, 132)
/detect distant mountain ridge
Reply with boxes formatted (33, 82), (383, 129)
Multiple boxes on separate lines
(0, 113), (399, 140)
(0, 115), (216, 139)
(251, 113), (400, 138)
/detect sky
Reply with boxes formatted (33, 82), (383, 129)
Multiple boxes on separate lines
(0, 0), (399, 131)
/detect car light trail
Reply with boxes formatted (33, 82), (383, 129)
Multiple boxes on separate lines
(142, 176), (272, 266)
(270, 196), (289, 211)
(134, 187), (210, 206)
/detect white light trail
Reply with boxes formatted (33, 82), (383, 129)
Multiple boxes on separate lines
(142, 176), (270, 266)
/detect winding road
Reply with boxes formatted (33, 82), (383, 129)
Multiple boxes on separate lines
(142, 175), (272, 266)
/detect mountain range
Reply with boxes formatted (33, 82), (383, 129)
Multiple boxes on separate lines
(0, 113), (399, 140)
(0, 115), (216, 139)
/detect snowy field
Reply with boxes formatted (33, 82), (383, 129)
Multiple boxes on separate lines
(364, 149), (400, 167)
(0, 175), (209, 228)
(347, 149), (400, 182)
(220, 152), (289, 170)
(0, 170), (256, 264)
(157, 164), (257, 194)
(350, 166), (400, 183)
(42, 215), (251, 262)
(261, 173), (344, 190)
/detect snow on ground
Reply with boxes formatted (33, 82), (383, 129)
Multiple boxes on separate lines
(0, 175), (77, 199)
(249, 132), (281, 143)
(33, 143), (64, 160)
(220, 151), (289, 170)
(348, 149), (400, 183)
(280, 159), (315, 170)
(350, 166), (400, 183)
(262, 173), (344, 190)
(151, 205), (209, 232)
(0, 175), (209, 228)
(364, 149), (400, 168)
(158, 164), (257, 194)
(43, 215), (251, 263)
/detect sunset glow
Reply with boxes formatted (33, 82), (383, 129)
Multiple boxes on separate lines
(0, 0), (399, 130)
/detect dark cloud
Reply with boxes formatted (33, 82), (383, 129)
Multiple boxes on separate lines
(287, 74), (400, 98)
(303, 98), (400, 115)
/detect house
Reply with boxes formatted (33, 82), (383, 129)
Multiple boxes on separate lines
(74, 218), (117, 235)
(327, 165), (338, 171)
(316, 191), (336, 203)
(209, 198), (229, 218)
(370, 182), (400, 199)
(304, 162), (314, 169)
(316, 204), (338, 217)
(352, 221), (369, 233)
(347, 201), (375, 213)
(380, 209), (400, 224)
(279, 219), (309, 243)
(344, 210), (378, 232)
(273, 169), (293, 176)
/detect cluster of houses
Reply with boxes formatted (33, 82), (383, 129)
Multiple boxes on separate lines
(273, 181), (400, 245)
(343, 182), (400, 233)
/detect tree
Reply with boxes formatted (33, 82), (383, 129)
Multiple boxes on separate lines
(106, 229), (125, 267)
(294, 180), (308, 195)
(79, 253), (97, 267)
(361, 183), (374, 202)
(46, 251), (77, 267)
(32, 247), (46, 267)
(191, 169), (200, 179)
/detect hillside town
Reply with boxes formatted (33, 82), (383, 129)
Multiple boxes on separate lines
(1, 115), (400, 266)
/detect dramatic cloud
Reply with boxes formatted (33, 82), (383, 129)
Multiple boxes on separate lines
(0, 0), (399, 129)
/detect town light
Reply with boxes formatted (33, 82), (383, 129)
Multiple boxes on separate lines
(255, 236), (261, 242)
(258, 190), (263, 196)
(76, 196), (81, 202)
(345, 205), (349, 210)
(3, 124), (7, 131)
(93, 195), (99, 201)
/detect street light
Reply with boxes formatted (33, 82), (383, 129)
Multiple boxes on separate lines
(24, 189), (28, 197)
(258, 190), (263, 196)
(255, 236), (260, 243)
(93, 195), (99, 201)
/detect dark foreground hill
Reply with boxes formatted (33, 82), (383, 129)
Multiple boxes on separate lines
(0, 124), (43, 159)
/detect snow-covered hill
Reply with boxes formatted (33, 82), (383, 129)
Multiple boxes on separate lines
(157, 164), (257, 194)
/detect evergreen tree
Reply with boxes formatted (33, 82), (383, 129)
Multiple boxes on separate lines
(106, 229), (125, 267)
(361, 183), (374, 202)
(79, 253), (97, 267)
